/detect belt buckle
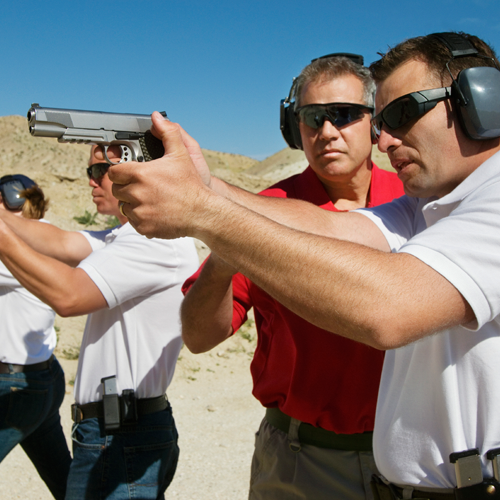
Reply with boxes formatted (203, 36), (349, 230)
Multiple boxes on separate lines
(71, 404), (83, 423)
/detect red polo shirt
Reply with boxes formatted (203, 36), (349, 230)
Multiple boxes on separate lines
(183, 164), (404, 434)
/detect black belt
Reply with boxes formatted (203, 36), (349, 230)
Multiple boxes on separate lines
(265, 407), (373, 451)
(71, 394), (168, 423)
(371, 475), (455, 500)
(0, 355), (54, 374)
(370, 474), (500, 500)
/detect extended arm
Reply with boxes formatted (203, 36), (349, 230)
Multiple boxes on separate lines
(179, 121), (392, 246)
(186, 197), (473, 350)
(0, 220), (107, 316)
(110, 116), (473, 349)
(0, 209), (92, 266)
(181, 254), (236, 354)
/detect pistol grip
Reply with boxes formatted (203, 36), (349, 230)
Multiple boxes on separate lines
(139, 131), (165, 161)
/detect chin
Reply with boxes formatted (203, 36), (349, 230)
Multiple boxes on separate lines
(402, 182), (431, 198)
(93, 204), (109, 216)
(321, 166), (356, 179)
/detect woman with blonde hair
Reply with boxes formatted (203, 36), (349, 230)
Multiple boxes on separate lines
(0, 174), (71, 500)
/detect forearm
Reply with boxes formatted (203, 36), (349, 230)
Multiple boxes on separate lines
(181, 255), (235, 354)
(109, 118), (472, 347)
(211, 177), (383, 244)
(0, 224), (106, 316)
(211, 177), (329, 233)
(0, 209), (91, 266)
(189, 192), (473, 350)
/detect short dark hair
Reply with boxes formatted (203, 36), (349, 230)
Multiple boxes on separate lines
(370, 32), (499, 85)
(294, 56), (375, 108)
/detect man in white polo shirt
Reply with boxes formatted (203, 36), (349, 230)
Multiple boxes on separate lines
(0, 146), (199, 499)
(109, 32), (500, 499)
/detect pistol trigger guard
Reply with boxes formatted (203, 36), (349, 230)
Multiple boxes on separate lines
(103, 146), (122, 166)
(103, 145), (133, 165)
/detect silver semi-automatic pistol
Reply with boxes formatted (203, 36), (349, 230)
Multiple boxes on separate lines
(27, 104), (166, 164)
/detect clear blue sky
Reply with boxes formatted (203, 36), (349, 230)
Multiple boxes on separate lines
(2, 0), (500, 159)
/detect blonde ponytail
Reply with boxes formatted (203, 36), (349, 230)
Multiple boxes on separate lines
(20, 186), (49, 220)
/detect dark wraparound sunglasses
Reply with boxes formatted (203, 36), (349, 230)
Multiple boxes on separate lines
(295, 102), (373, 130)
(371, 87), (452, 138)
(86, 163), (110, 180)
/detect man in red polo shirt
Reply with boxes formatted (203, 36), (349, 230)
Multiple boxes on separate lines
(181, 54), (404, 500)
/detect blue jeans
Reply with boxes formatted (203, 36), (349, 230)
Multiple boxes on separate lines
(0, 356), (72, 500)
(66, 403), (179, 500)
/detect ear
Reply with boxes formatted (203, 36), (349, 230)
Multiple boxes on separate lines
(371, 129), (378, 144)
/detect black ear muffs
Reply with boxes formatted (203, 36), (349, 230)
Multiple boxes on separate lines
(280, 78), (303, 150)
(454, 66), (500, 139)
(280, 53), (368, 150)
(431, 32), (500, 140)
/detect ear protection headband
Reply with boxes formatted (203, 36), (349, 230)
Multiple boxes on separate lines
(280, 53), (368, 150)
(431, 32), (500, 140)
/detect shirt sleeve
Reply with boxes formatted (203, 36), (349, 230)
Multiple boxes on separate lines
(356, 195), (423, 252)
(181, 259), (207, 296)
(78, 228), (193, 309)
(230, 273), (252, 333)
(398, 183), (500, 330)
(79, 229), (111, 251)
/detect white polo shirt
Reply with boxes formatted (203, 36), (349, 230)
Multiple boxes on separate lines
(359, 150), (500, 488)
(75, 223), (199, 405)
(0, 219), (56, 365)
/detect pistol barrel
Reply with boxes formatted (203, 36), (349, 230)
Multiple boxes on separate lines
(28, 122), (66, 138)
(27, 104), (157, 134)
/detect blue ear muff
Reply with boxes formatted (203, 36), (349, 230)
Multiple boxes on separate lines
(0, 174), (37, 210)
(0, 180), (27, 210)
(431, 32), (500, 140)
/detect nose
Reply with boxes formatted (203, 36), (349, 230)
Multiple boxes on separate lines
(376, 125), (401, 153)
(318, 118), (341, 141)
(88, 175), (99, 188)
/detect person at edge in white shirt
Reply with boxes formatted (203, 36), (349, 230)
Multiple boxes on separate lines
(0, 174), (71, 500)
(0, 147), (199, 500)
(107, 32), (500, 499)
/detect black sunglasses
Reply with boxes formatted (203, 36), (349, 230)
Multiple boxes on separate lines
(86, 163), (110, 180)
(295, 102), (373, 130)
(371, 87), (452, 138)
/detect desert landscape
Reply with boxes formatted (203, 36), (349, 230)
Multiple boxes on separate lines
(0, 114), (392, 499)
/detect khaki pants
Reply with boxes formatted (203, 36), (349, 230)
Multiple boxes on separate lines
(249, 417), (378, 500)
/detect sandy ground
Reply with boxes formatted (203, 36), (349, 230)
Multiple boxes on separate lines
(0, 318), (263, 499)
